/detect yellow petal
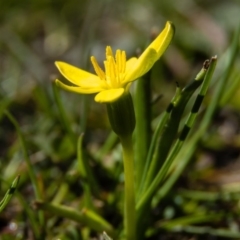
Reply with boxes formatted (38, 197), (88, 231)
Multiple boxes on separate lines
(123, 48), (157, 84)
(55, 79), (102, 94)
(123, 21), (174, 84)
(125, 57), (138, 72)
(95, 88), (125, 103)
(148, 21), (175, 59)
(55, 61), (102, 88)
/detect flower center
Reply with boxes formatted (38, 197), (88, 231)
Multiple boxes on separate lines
(91, 46), (127, 89)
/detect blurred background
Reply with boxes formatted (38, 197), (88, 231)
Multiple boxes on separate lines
(0, 0), (240, 239)
(1, 0), (239, 143)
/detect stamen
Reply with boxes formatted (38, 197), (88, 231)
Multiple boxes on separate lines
(121, 51), (126, 73)
(116, 50), (122, 73)
(108, 56), (118, 86)
(91, 47), (127, 88)
(91, 56), (105, 80)
(104, 60), (111, 86)
(106, 46), (114, 58)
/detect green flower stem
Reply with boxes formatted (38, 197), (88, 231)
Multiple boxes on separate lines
(119, 134), (136, 240)
(106, 92), (136, 239)
(134, 76), (151, 191)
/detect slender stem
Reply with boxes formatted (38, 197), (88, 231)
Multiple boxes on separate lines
(134, 76), (151, 191)
(119, 134), (136, 240)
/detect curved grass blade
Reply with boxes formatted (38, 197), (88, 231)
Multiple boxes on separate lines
(166, 57), (217, 161)
(0, 175), (20, 213)
(94, 131), (118, 161)
(169, 225), (240, 238)
(0, 98), (11, 121)
(137, 86), (181, 198)
(137, 58), (215, 212)
(52, 82), (76, 145)
(4, 110), (45, 227)
(158, 212), (223, 230)
(77, 134), (98, 208)
(34, 200), (115, 237)
(0, 176), (41, 238)
(151, 56), (217, 207)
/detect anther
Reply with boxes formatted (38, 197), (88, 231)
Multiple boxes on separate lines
(91, 56), (105, 80)
(106, 46), (114, 58)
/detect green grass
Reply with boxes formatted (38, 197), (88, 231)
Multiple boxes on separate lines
(0, 1), (240, 239)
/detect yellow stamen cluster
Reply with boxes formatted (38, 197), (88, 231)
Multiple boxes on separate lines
(91, 46), (127, 89)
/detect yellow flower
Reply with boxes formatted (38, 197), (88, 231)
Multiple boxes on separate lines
(55, 21), (174, 103)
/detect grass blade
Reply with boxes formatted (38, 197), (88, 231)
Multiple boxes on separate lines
(0, 175), (20, 213)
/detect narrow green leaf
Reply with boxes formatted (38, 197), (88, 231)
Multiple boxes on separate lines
(52, 82), (76, 144)
(138, 58), (217, 211)
(170, 225), (240, 238)
(137, 86), (181, 198)
(77, 134), (96, 208)
(154, 24), (240, 205)
(34, 200), (115, 237)
(4, 110), (45, 227)
(94, 131), (118, 161)
(0, 176), (20, 213)
(158, 213), (223, 230)
(142, 64), (208, 197)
